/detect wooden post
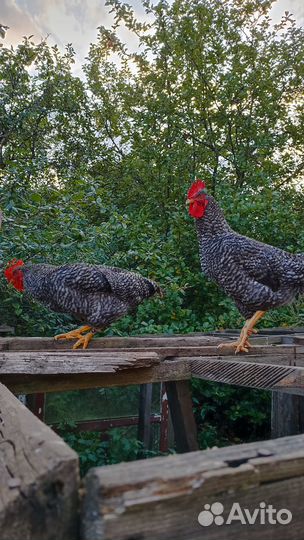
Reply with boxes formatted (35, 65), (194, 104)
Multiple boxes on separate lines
(271, 391), (304, 438)
(165, 380), (198, 453)
(137, 383), (153, 457)
(0, 382), (79, 540)
(159, 383), (169, 453)
(26, 392), (45, 421)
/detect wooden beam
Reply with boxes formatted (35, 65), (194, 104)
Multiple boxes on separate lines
(3, 352), (304, 395)
(0, 383), (79, 540)
(1, 359), (192, 394)
(137, 383), (153, 457)
(0, 350), (159, 374)
(165, 380), (198, 453)
(81, 434), (304, 540)
(190, 356), (304, 395)
(0, 335), (225, 351)
(96, 344), (302, 361)
(0, 333), (287, 353)
(271, 392), (304, 438)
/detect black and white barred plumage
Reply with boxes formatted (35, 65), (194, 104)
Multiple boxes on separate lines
(195, 195), (304, 319)
(21, 263), (161, 329)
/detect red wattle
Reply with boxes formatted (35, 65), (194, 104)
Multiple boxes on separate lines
(189, 199), (208, 219)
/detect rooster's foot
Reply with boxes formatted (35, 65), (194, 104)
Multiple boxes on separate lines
(218, 339), (252, 354)
(73, 331), (95, 350)
(217, 311), (265, 355)
(218, 328), (258, 354)
(54, 325), (92, 342)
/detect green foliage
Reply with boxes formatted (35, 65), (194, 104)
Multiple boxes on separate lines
(1, 0), (304, 457)
(192, 379), (271, 448)
(60, 428), (143, 476)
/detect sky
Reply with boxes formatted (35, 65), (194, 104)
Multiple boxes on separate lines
(1, 0), (304, 75)
(1, 0), (148, 74)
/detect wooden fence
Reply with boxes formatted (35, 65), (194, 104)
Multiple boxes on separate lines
(1, 332), (304, 539)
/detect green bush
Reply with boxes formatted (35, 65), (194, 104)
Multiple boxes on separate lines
(1, 0), (304, 461)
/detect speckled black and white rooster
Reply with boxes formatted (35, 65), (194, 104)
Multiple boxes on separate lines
(187, 180), (304, 353)
(4, 261), (162, 349)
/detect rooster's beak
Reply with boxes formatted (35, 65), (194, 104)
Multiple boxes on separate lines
(186, 199), (193, 206)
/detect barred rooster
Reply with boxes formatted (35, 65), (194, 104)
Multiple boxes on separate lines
(187, 180), (304, 353)
(4, 261), (162, 349)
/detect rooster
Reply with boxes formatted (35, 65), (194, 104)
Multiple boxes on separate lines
(187, 180), (304, 353)
(4, 260), (162, 349)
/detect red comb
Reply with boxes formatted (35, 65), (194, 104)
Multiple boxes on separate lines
(187, 179), (206, 199)
(4, 259), (25, 292)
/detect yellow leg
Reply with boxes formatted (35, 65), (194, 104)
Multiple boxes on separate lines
(73, 331), (95, 350)
(218, 311), (266, 354)
(54, 325), (92, 342)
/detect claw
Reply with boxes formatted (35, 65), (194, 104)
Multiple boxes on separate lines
(217, 340), (249, 354)
(54, 325), (93, 349)
(235, 344), (249, 354)
(217, 311), (265, 354)
(55, 331), (82, 341)
(72, 332), (94, 350)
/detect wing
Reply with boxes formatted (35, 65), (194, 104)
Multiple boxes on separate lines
(228, 233), (304, 288)
(220, 233), (286, 291)
(52, 264), (157, 308)
(214, 249), (296, 317)
(55, 264), (112, 294)
(216, 264), (277, 309)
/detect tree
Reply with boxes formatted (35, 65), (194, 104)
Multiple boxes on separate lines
(85, 0), (304, 197)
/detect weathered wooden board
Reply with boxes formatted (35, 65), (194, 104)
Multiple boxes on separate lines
(0, 335), (224, 351)
(137, 383), (153, 456)
(0, 350), (159, 374)
(190, 356), (304, 395)
(82, 434), (304, 540)
(271, 392), (304, 437)
(1, 359), (192, 394)
(0, 382), (79, 540)
(293, 336), (304, 345)
(2, 351), (304, 395)
(0, 333), (286, 352)
(83, 344), (302, 361)
(165, 380), (199, 453)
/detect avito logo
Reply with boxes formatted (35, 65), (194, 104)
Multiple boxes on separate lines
(198, 501), (292, 527)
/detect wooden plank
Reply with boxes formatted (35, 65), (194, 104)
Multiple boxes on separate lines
(0, 324), (14, 334)
(0, 350), (160, 375)
(190, 356), (304, 395)
(0, 335), (225, 351)
(271, 392), (304, 438)
(0, 345), (301, 374)
(1, 359), (192, 394)
(81, 434), (304, 540)
(165, 380), (198, 453)
(0, 383), (79, 540)
(3, 353), (304, 395)
(137, 383), (153, 457)
(97, 344), (301, 360)
(0, 334), (287, 352)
